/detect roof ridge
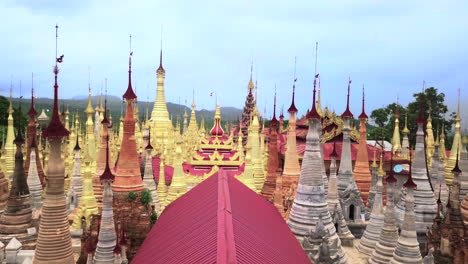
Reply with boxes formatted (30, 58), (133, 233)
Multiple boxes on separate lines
(217, 169), (237, 264)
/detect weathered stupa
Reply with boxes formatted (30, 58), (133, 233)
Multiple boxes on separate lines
(282, 80), (301, 191)
(395, 99), (437, 238)
(261, 92), (280, 200)
(358, 152), (385, 258)
(390, 157), (422, 264)
(27, 140), (43, 209)
(0, 109), (36, 248)
(93, 135), (117, 264)
(287, 74), (347, 263)
(369, 155), (400, 264)
(34, 25), (74, 264)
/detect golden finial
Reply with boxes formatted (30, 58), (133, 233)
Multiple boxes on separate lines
(371, 150), (378, 168)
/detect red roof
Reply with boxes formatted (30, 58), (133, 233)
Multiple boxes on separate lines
(132, 169), (310, 264)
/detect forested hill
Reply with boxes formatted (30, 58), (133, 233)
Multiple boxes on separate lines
(8, 95), (243, 123)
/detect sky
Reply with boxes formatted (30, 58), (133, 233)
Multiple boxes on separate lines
(1, 0), (467, 128)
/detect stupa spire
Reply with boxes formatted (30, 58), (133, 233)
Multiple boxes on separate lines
(391, 103), (402, 154)
(445, 88), (463, 186)
(341, 78), (353, 118)
(34, 24), (74, 264)
(353, 85), (372, 204)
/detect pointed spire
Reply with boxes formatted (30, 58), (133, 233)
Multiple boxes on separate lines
(13, 102), (24, 145)
(43, 24), (69, 138)
(145, 131), (153, 150)
(387, 152), (397, 183)
(403, 149), (417, 188)
(100, 134), (114, 182)
(402, 111), (410, 134)
(270, 88), (279, 126)
(157, 27), (165, 75)
(452, 153), (461, 174)
(358, 85), (368, 119)
(27, 73), (37, 118)
(417, 83), (425, 124)
(102, 82), (110, 125)
(306, 73), (320, 119)
(74, 132), (81, 151)
(288, 57), (298, 113)
(341, 78), (353, 118)
(123, 36), (137, 100)
(330, 141), (338, 158)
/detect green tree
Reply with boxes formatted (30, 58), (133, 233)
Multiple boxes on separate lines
(368, 87), (454, 148)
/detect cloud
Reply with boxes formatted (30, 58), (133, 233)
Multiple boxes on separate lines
(0, 0), (467, 131)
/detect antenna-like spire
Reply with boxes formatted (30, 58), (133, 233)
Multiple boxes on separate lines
(157, 26), (165, 75)
(358, 84), (368, 119)
(417, 81), (425, 124)
(341, 77), (353, 118)
(314, 42), (318, 76)
(288, 57), (298, 113)
(270, 85), (278, 127)
(43, 24), (68, 138)
(28, 72), (37, 118)
(123, 35), (137, 100)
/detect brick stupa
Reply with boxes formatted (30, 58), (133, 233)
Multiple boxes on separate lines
(352, 87), (372, 204)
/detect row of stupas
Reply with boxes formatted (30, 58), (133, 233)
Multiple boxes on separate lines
(1, 26), (468, 264)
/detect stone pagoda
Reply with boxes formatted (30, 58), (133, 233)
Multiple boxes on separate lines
(369, 155), (401, 264)
(327, 142), (354, 247)
(93, 135), (117, 264)
(352, 87), (372, 204)
(282, 80), (301, 192)
(390, 154), (422, 264)
(337, 79), (365, 223)
(395, 99), (437, 240)
(27, 140), (43, 210)
(260, 92), (280, 200)
(0, 111), (36, 248)
(287, 74), (347, 263)
(358, 152), (385, 258)
(24, 85), (45, 186)
(33, 27), (74, 263)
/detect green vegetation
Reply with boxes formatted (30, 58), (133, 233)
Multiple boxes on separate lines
(127, 191), (137, 201)
(368, 87), (455, 148)
(140, 189), (152, 205)
(150, 211), (158, 224)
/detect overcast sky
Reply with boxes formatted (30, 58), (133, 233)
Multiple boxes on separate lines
(1, 0), (467, 128)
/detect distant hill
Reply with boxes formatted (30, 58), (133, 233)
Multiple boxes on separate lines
(11, 95), (243, 128)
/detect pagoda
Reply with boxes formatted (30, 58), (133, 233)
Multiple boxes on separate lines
(33, 26), (74, 264)
(67, 134), (83, 211)
(337, 79), (365, 223)
(389, 156), (422, 264)
(164, 134), (188, 206)
(251, 105), (265, 192)
(327, 142), (354, 247)
(84, 86), (97, 171)
(93, 135), (117, 264)
(24, 84), (45, 186)
(260, 92), (280, 200)
(240, 66), (256, 145)
(150, 48), (171, 153)
(369, 155), (400, 264)
(142, 134), (160, 213)
(3, 91), (16, 182)
(445, 96), (462, 186)
(113, 52), (145, 193)
(287, 74), (347, 263)
(358, 152), (385, 258)
(426, 112), (435, 166)
(27, 140), (43, 210)
(0, 109), (36, 248)
(428, 157), (467, 263)
(282, 80), (301, 192)
(391, 106), (402, 154)
(94, 97), (112, 207)
(395, 99), (437, 238)
(401, 113), (410, 158)
(352, 87), (372, 204)
(110, 51), (150, 260)
(430, 134), (448, 205)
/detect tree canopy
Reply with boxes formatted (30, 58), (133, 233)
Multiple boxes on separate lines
(368, 87), (455, 149)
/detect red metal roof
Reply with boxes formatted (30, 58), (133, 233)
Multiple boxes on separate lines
(133, 169), (310, 264)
